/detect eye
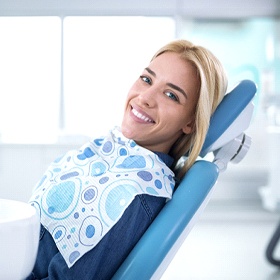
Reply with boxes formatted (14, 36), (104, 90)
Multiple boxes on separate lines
(165, 91), (179, 102)
(140, 75), (152, 85)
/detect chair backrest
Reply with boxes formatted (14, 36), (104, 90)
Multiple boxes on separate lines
(112, 80), (257, 280)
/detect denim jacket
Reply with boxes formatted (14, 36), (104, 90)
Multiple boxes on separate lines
(27, 152), (173, 280)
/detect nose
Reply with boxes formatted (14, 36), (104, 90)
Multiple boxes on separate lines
(138, 87), (157, 107)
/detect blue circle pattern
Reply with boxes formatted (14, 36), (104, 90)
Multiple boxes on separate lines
(29, 127), (175, 267)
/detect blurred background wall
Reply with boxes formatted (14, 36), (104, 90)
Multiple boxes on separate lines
(0, 0), (279, 209)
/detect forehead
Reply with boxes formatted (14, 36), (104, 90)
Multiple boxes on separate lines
(150, 52), (195, 75)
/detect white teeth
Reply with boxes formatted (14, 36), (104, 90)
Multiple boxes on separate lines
(132, 108), (153, 123)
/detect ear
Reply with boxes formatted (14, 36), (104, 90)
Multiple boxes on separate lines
(182, 119), (195, 135)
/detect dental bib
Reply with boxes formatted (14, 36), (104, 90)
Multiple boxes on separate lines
(29, 127), (175, 267)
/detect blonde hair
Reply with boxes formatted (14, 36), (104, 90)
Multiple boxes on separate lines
(152, 39), (228, 180)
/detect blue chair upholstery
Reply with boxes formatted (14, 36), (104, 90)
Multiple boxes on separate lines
(112, 80), (257, 280)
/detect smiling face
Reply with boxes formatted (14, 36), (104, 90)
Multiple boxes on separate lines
(121, 52), (200, 154)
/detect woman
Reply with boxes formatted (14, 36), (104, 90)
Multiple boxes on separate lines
(27, 39), (227, 279)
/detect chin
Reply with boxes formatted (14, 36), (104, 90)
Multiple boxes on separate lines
(120, 125), (132, 139)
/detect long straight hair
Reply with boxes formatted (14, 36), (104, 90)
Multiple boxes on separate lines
(151, 40), (228, 180)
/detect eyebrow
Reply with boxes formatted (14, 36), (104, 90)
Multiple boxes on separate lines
(145, 67), (188, 99)
(145, 67), (156, 77)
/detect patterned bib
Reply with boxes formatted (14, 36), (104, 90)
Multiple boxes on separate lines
(29, 127), (175, 267)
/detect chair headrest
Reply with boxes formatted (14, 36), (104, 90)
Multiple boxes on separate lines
(200, 80), (257, 157)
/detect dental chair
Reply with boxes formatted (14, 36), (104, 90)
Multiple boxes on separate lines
(112, 79), (257, 280)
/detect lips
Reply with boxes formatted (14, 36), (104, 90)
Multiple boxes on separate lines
(131, 106), (155, 123)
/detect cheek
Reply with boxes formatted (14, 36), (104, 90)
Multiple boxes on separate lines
(166, 107), (194, 129)
(125, 84), (138, 103)
(182, 97), (198, 120)
(123, 90), (134, 108)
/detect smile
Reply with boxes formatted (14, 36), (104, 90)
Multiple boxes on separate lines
(131, 107), (155, 123)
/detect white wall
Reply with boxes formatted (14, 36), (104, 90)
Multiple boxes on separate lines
(0, 144), (77, 202)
